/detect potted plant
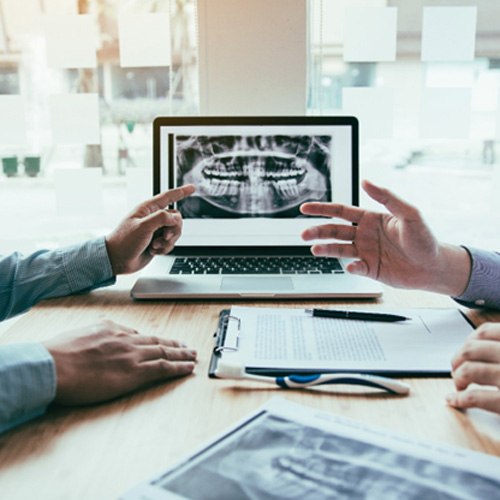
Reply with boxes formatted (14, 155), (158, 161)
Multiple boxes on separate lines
(24, 156), (41, 177)
(2, 156), (18, 177)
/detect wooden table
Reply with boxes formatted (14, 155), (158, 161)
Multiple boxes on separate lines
(0, 281), (499, 499)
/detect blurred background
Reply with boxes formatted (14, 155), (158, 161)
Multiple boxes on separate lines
(1, 0), (500, 254)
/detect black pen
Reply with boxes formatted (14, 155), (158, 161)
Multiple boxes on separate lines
(305, 308), (411, 322)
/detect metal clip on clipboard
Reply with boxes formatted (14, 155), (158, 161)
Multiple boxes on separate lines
(209, 310), (242, 377)
(214, 315), (241, 353)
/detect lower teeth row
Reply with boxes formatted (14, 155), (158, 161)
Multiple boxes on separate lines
(201, 179), (300, 199)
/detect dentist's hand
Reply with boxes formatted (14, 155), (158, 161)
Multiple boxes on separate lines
(106, 184), (195, 275)
(300, 180), (471, 296)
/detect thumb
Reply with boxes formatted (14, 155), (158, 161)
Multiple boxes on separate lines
(346, 260), (368, 276)
(139, 209), (181, 234)
(362, 180), (420, 221)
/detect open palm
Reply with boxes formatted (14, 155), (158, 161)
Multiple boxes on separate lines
(301, 180), (469, 295)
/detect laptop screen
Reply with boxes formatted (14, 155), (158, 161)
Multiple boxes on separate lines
(154, 117), (358, 247)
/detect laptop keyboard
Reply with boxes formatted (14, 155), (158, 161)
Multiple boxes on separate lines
(169, 256), (344, 275)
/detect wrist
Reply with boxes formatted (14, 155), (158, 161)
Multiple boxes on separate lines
(428, 244), (471, 296)
(104, 236), (121, 275)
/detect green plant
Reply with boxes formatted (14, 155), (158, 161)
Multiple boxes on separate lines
(24, 156), (41, 177)
(2, 157), (18, 177)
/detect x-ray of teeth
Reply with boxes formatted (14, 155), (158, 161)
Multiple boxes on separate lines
(175, 135), (332, 218)
(157, 413), (500, 500)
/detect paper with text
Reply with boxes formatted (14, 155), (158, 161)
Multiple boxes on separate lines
(223, 306), (473, 374)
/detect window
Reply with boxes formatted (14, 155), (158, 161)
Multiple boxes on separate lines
(308, 0), (500, 249)
(0, 0), (199, 254)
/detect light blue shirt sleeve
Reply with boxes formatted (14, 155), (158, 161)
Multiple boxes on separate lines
(453, 246), (500, 310)
(0, 237), (116, 433)
(0, 237), (116, 321)
(0, 343), (56, 434)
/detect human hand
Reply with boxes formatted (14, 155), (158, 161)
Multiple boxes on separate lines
(300, 179), (471, 295)
(43, 320), (197, 405)
(447, 323), (500, 414)
(105, 184), (195, 275)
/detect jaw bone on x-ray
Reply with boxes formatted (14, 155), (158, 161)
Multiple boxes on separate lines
(176, 135), (332, 218)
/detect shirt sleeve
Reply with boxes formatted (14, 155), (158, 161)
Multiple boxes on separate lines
(453, 246), (500, 310)
(0, 342), (56, 434)
(0, 237), (116, 321)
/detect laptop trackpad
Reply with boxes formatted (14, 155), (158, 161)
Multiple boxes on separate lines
(221, 277), (294, 291)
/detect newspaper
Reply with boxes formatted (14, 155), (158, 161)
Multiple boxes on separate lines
(122, 398), (500, 500)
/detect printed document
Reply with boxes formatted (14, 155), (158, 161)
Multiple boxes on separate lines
(221, 306), (474, 374)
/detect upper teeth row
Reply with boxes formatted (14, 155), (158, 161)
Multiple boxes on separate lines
(200, 178), (300, 199)
(203, 168), (303, 179)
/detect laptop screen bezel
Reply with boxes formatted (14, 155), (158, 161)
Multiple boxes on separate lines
(153, 116), (359, 256)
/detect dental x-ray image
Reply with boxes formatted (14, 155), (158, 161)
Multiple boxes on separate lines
(175, 135), (332, 218)
(155, 412), (500, 500)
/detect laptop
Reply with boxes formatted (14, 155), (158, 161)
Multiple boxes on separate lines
(131, 116), (383, 299)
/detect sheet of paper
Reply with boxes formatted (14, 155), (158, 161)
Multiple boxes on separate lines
(0, 95), (27, 145)
(421, 7), (477, 62)
(118, 13), (171, 68)
(124, 398), (500, 500)
(44, 14), (97, 68)
(342, 87), (394, 140)
(343, 7), (397, 62)
(419, 88), (471, 139)
(54, 168), (103, 217)
(223, 306), (473, 373)
(49, 93), (100, 145)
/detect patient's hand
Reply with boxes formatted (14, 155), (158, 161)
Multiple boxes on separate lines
(43, 320), (197, 405)
(447, 323), (500, 415)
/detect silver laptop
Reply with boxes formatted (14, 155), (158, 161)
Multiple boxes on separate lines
(131, 116), (382, 299)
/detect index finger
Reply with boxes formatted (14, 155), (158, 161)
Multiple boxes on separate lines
(300, 202), (365, 223)
(149, 184), (196, 211)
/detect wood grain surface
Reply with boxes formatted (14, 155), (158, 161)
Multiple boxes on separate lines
(0, 282), (499, 499)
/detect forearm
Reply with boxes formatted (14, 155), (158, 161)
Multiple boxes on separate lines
(0, 343), (56, 434)
(0, 237), (115, 321)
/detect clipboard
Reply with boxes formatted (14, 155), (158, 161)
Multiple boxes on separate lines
(209, 309), (235, 377)
(209, 309), (323, 377)
(208, 305), (476, 378)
